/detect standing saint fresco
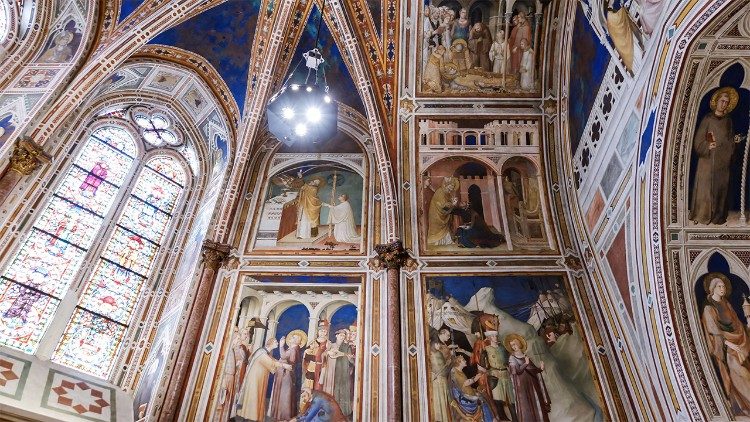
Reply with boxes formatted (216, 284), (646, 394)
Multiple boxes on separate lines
(427, 177), (460, 246)
(506, 334), (551, 422)
(215, 327), (251, 421)
(268, 330), (306, 420)
(689, 87), (742, 225)
(700, 272), (750, 415)
(235, 338), (290, 421)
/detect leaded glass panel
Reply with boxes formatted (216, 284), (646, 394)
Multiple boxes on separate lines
(52, 309), (126, 378)
(147, 156), (186, 185)
(53, 156), (186, 378)
(0, 279), (60, 354)
(56, 165), (121, 215)
(101, 228), (159, 276)
(119, 197), (171, 244)
(78, 261), (144, 323)
(131, 169), (182, 214)
(4, 229), (88, 297)
(0, 127), (136, 353)
(75, 138), (134, 186)
(35, 197), (102, 248)
(92, 127), (138, 156)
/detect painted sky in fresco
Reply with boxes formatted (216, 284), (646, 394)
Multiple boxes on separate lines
(569, 4), (610, 155)
(149, 0), (262, 114)
(427, 275), (564, 323)
(119, 0), (143, 22)
(290, 6), (366, 115)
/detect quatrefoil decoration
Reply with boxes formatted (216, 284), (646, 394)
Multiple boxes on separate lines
(131, 108), (182, 147)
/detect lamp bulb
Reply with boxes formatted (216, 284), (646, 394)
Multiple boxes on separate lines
(294, 123), (308, 137)
(281, 107), (295, 120)
(306, 107), (322, 123)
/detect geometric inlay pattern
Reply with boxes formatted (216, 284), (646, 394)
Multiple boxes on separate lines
(41, 370), (116, 422)
(0, 352), (31, 400)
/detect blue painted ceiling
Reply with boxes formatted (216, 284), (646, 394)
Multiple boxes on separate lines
(138, 1), (365, 118)
(287, 6), (366, 115)
(149, 0), (263, 114)
(119, 0), (143, 22)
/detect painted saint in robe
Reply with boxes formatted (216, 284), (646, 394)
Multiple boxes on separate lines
(489, 31), (509, 74)
(509, 12), (532, 75)
(519, 40), (535, 91)
(320, 329), (355, 417)
(278, 175), (326, 240)
(38, 30), (75, 63)
(269, 330), (306, 420)
(506, 334), (551, 422)
(689, 87), (742, 225)
(323, 194), (361, 244)
(427, 177), (459, 246)
(700, 273), (750, 415)
(215, 327), (251, 421)
(301, 320), (331, 408)
(429, 331), (452, 422)
(80, 160), (108, 197)
(235, 338), (289, 421)
(469, 22), (493, 71)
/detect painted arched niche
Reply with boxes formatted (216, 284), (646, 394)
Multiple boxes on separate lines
(660, 4), (750, 419)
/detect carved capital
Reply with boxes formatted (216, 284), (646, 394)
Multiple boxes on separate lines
(9, 139), (50, 176)
(201, 240), (231, 271)
(372, 240), (415, 270)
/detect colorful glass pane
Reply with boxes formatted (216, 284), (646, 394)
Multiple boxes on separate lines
(76, 138), (134, 186)
(0, 126), (136, 354)
(101, 228), (159, 276)
(147, 156), (186, 186)
(119, 198), (171, 244)
(52, 309), (126, 378)
(4, 229), (87, 297)
(54, 157), (186, 377)
(131, 168), (182, 214)
(0, 278), (59, 354)
(56, 165), (120, 216)
(35, 197), (102, 248)
(91, 126), (138, 156)
(78, 261), (144, 323)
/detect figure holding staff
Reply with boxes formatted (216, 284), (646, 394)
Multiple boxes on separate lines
(689, 87), (744, 225)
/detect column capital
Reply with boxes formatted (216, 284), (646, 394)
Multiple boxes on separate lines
(9, 138), (50, 176)
(201, 240), (231, 270)
(372, 240), (415, 270)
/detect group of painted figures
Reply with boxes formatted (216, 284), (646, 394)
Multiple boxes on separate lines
(429, 316), (568, 422)
(422, 5), (536, 93)
(216, 319), (357, 421)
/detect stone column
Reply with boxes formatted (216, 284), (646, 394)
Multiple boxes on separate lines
(159, 240), (231, 422)
(0, 139), (50, 203)
(373, 240), (414, 422)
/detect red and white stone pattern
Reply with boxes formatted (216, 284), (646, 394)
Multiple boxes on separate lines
(44, 371), (113, 420)
(0, 353), (27, 398)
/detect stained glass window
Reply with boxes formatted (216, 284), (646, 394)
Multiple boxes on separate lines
(0, 127), (136, 353)
(53, 155), (186, 378)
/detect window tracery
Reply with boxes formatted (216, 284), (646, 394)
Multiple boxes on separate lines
(132, 108), (182, 147)
(0, 110), (190, 379)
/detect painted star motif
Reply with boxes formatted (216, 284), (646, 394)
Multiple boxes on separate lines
(51, 380), (110, 415)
